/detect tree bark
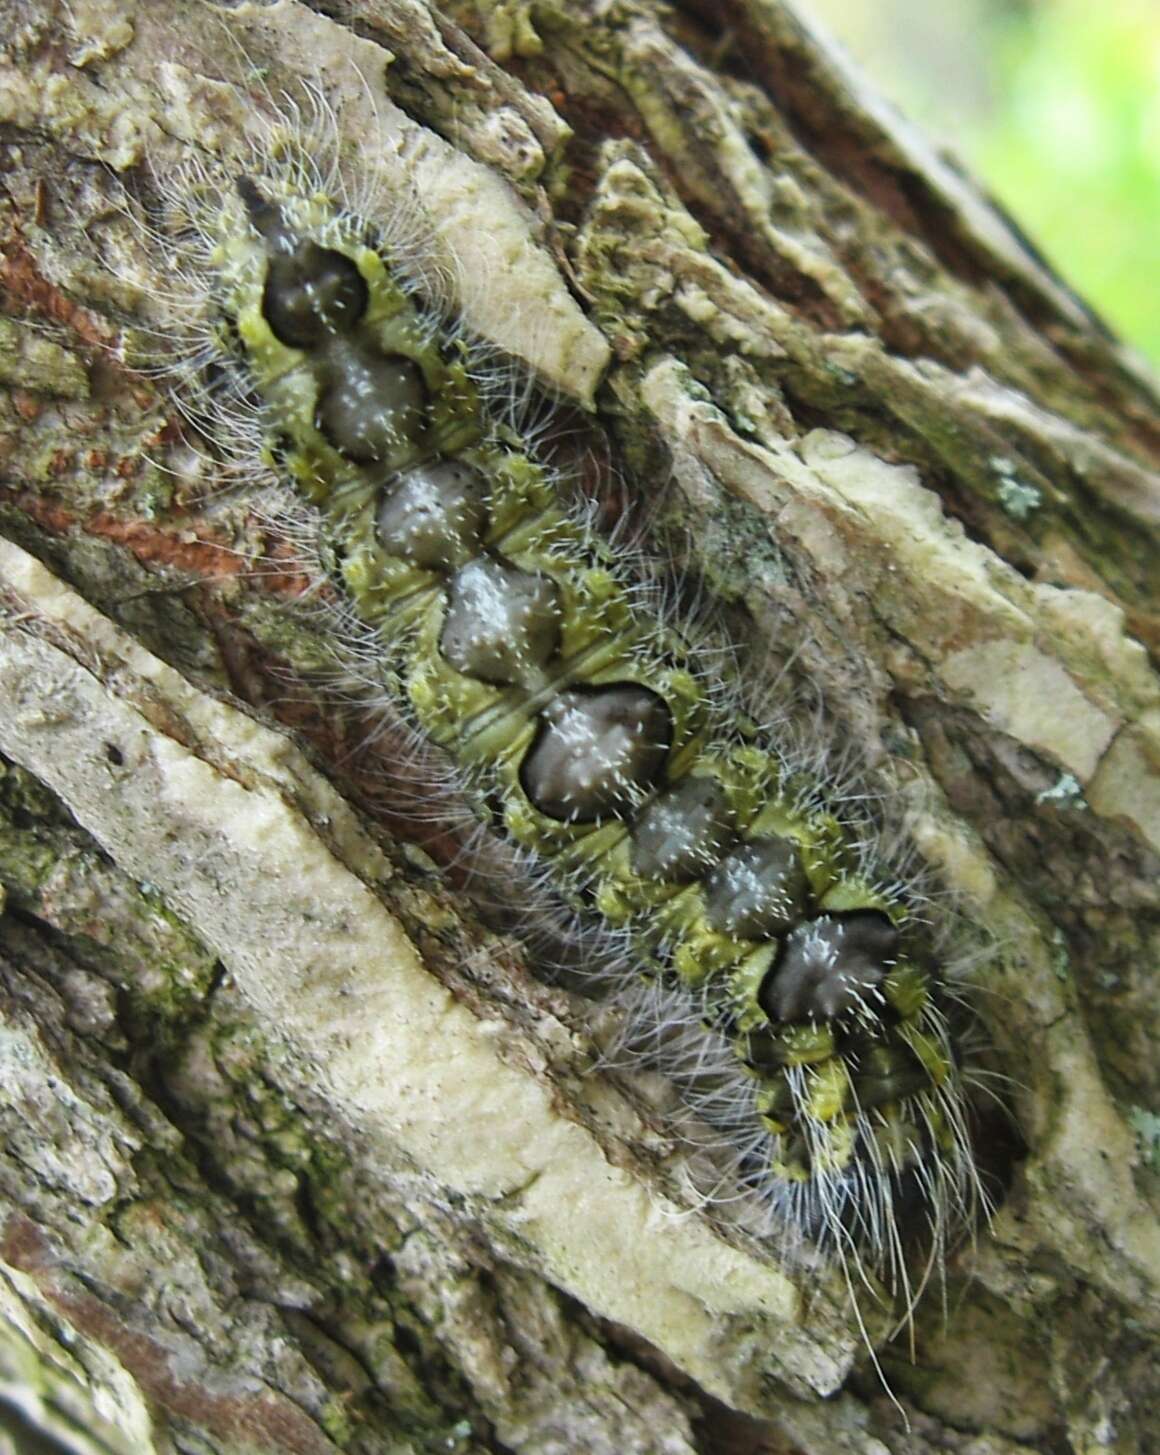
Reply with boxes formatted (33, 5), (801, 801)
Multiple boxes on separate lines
(1, 1), (1158, 1452)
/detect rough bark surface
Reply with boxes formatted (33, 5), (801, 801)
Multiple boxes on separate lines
(1, 1), (1158, 1452)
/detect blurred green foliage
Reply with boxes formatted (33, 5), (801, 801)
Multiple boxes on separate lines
(806, 0), (1160, 367)
(977, 0), (1160, 366)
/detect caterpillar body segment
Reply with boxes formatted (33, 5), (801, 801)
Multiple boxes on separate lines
(212, 168), (980, 1285)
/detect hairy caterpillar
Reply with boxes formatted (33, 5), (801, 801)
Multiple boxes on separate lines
(136, 55), (990, 1346)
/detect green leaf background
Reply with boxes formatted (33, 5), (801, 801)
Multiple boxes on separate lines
(808, 0), (1159, 367)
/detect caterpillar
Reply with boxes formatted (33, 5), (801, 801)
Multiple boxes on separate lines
(139, 58), (989, 1339)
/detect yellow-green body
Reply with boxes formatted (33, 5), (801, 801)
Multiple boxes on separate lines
(213, 184), (959, 1198)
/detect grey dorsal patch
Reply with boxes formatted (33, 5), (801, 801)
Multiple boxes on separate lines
(521, 685), (672, 822)
(761, 912), (900, 1022)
